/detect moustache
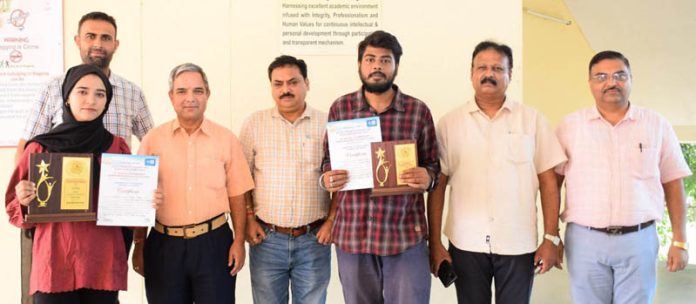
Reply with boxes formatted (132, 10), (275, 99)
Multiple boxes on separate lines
(280, 92), (295, 99)
(603, 86), (622, 93)
(89, 47), (105, 53)
(481, 77), (497, 86)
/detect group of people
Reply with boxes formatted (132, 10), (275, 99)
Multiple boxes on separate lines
(4, 10), (691, 304)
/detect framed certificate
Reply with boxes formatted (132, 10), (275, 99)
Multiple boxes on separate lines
(370, 140), (423, 197)
(26, 153), (96, 223)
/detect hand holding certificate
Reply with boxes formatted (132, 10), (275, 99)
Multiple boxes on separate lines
(97, 154), (159, 227)
(326, 117), (382, 191)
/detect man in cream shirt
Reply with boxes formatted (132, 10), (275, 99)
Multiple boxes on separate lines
(428, 41), (566, 304)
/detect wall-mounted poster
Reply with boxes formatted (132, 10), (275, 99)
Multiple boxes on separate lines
(0, 0), (63, 146)
(280, 0), (381, 55)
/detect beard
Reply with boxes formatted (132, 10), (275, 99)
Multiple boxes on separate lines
(81, 49), (113, 69)
(360, 70), (397, 94)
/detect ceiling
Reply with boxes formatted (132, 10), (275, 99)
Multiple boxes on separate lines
(529, 0), (696, 125)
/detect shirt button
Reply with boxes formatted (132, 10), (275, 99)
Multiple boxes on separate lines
(188, 211), (192, 215)
(489, 217), (495, 222)
(188, 186), (192, 191)
(368, 216), (375, 222)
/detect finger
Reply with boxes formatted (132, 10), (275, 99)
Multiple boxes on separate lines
(667, 258), (675, 272)
(232, 256), (244, 275)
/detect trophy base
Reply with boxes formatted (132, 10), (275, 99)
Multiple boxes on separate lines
(371, 185), (423, 197)
(25, 212), (97, 223)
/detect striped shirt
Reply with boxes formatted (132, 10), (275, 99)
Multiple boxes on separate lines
(22, 73), (154, 147)
(321, 85), (440, 256)
(240, 105), (330, 227)
(555, 105), (691, 228)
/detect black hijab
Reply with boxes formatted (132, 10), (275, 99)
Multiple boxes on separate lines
(26, 64), (114, 153)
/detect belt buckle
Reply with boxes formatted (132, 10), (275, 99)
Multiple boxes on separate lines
(606, 226), (623, 235)
(182, 224), (198, 239)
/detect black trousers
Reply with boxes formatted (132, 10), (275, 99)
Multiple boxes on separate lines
(34, 289), (118, 304)
(144, 224), (236, 304)
(449, 243), (535, 304)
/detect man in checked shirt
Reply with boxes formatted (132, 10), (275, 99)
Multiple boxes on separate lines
(321, 31), (440, 304)
(241, 55), (333, 304)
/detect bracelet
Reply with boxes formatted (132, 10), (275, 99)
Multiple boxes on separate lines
(318, 172), (328, 190)
(672, 240), (689, 250)
(246, 209), (254, 217)
(133, 238), (145, 244)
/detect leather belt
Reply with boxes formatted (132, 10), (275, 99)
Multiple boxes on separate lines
(258, 218), (324, 237)
(154, 213), (227, 239)
(588, 220), (654, 235)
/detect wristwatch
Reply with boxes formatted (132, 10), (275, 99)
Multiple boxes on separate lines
(672, 241), (689, 251)
(544, 234), (561, 246)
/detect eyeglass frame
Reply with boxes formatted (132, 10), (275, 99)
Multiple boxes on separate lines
(590, 71), (630, 83)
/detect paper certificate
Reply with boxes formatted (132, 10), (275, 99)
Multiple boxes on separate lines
(327, 117), (382, 190)
(97, 154), (159, 227)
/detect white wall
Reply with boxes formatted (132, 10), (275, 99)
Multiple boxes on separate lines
(0, 1), (522, 302)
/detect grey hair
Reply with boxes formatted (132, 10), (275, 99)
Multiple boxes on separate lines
(168, 63), (210, 92)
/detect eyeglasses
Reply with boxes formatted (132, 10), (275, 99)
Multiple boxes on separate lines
(591, 72), (630, 83)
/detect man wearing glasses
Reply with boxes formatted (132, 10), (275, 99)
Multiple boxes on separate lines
(555, 51), (691, 303)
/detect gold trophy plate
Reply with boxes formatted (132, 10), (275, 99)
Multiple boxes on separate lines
(26, 153), (96, 223)
(370, 140), (423, 197)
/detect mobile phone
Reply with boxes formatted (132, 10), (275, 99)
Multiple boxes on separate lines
(437, 260), (458, 288)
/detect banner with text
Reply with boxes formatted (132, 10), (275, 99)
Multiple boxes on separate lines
(0, 0), (63, 146)
(280, 0), (382, 55)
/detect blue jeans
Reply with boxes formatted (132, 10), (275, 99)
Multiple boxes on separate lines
(249, 225), (331, 304)
(336, 240), (431, 304)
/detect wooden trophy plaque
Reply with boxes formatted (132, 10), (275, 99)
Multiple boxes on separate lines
(370, 140), (423, 197)
(26, 153), (96, 223)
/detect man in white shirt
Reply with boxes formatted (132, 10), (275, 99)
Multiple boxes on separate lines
(428, 41), (566, 304)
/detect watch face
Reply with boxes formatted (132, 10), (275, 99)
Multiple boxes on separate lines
(545, 234), (560, 246)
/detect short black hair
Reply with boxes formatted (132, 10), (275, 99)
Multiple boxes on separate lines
(268, 55), (307, 81)
(471, 41), (513, 70)
(358, 30), (403, 64)
(589, 50), (631, 74)
(78, 11), (117, 35)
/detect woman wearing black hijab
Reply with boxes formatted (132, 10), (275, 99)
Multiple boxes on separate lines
(6, 64), (131, 304)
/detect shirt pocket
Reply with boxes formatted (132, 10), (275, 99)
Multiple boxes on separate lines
(200, 156), (227, 190)
(628, 141), (659, 179)
(507, 133), (534, 164)
(301, 134), (322, 168)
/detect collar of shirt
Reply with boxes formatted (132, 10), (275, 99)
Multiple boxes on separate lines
(464, 98), (516, 117)
(588, 102), (640, 123)
(170, 118), (212, 137)
(271, 104), (314, 125)
(353, 85), (406, 113)
(108, 73), (121, 90)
